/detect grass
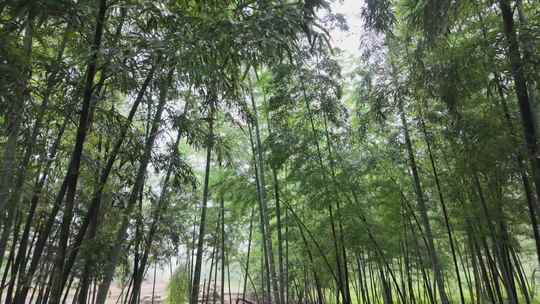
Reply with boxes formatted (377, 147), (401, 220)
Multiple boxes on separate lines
(167, 266), (189, 304)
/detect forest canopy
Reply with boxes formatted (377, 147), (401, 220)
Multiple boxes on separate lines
(1, 0), (540, 304)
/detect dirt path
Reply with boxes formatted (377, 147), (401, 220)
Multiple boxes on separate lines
(194, 292), (257, 304)
(103, 280), (167, 304)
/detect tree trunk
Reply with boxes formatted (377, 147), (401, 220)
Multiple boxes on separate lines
(242, 208), (255, 302)
(189, 101), (215, 304)
(420, 117), (465, 304)
(515, 0), (540, 134)
(247, 121), (272, 303)
(49, 1), (109, 300)
(398, 98), (449, 304)
(0, 9), (32, 217)
(0, 9), (33, 270)
(8, 119), (66, 304)
(300, 82), (348, 304)
(220, 196), (225, 304)
(247, 76), (280, 304)
(476, 5), (540, 268)
(14, 2), (108, 302)
(271, 168), (286, 304)
(473, 172), (518, 303)
(95, 68), (172, 304)
(0, 21), (71, 281)
(130, 125), (184, 304)
(499, 0), (540, 242)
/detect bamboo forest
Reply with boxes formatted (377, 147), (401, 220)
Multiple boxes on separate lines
(2, 0), (540, 303)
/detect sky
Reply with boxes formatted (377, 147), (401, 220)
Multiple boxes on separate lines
(329, 0), (364, 57)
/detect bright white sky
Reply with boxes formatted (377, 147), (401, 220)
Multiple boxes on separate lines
(329, 0), (364, 57)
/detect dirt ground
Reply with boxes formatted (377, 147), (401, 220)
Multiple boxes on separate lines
(104, 280), (168, 304)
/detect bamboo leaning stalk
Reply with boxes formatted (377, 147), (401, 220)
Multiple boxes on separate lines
(247, 119), (272, 303)
(247, 74), (280, 304)
(264, 102), (287, 304)
(129, 100), (190, 304)
(0, 19), (71, 281)
(419, 116), (465, 304)
(95, 67), (174, 304)
(220, 195), (225, 304)
(49, 0), (110, 299)
(299, 76), (349, 304)
(498, 1), (540, 267)
(397, 96), (450, 304)
(0, 9), (33, 223)
(190, 100), (216, 304)
(0, 9), (34, 273)
(14, 2), (108, 302)
(242, 207), (255, 302)
(475, 4), (540, 268)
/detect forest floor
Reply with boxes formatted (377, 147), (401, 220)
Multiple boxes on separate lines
(104, 282), (250, 304)
(55, 280), (168, 304)
(104, 280), (168, 304)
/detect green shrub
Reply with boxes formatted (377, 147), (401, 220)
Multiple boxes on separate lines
(166, 266), (189, 304)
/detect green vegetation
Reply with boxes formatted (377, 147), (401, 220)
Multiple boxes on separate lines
(167, 267), (190, 304)
(1, 0), (540, 304)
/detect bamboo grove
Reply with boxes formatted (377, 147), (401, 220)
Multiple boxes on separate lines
(1, 0), (540, 303)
